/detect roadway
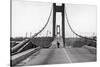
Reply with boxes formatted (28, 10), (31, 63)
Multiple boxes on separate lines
(16, 37), (96, 66)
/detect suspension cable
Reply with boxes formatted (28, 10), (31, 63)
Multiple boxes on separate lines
(30, 6), (53, 44)
(30, 5), (53, 40)
(65, 5), (96, 42)
(16, 5), (53, 53)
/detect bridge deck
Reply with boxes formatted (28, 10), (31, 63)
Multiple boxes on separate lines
(16, 48), (96, 66)
(15, 37), (96, 66)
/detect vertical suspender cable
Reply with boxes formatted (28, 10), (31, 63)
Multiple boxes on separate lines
(65, 5), (96, 42)
(17, 5), (53, 52)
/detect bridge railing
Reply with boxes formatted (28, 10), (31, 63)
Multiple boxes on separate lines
(11, 46), (41, 66)
(11, 39), (29, 53)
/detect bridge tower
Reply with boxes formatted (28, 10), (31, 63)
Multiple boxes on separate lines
(52, 3), (65, 47)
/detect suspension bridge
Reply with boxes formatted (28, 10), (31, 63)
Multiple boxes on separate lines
(11, 3), (96, 66)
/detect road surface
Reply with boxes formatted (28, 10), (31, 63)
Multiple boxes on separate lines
(16, 37), (96, 66)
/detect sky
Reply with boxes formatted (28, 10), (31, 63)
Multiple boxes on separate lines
(12, 0), (97, 37)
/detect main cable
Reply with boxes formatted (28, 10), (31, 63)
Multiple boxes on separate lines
(17, 5), (53, 52)
(65, 5), (96, 42)
(31, 5), (53, 40)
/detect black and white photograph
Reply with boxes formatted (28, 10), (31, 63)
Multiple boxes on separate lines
(10, 0), (97, 67)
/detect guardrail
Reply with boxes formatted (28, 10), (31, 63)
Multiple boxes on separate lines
(11, 47), (41, 66)
(83, 45), (96, 54)
(11, 39), (29, 53)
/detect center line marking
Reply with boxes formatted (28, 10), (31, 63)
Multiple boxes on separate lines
(63, 48), (72, 63)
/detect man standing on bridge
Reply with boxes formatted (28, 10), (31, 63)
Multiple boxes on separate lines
(57, 41), (60, 48)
